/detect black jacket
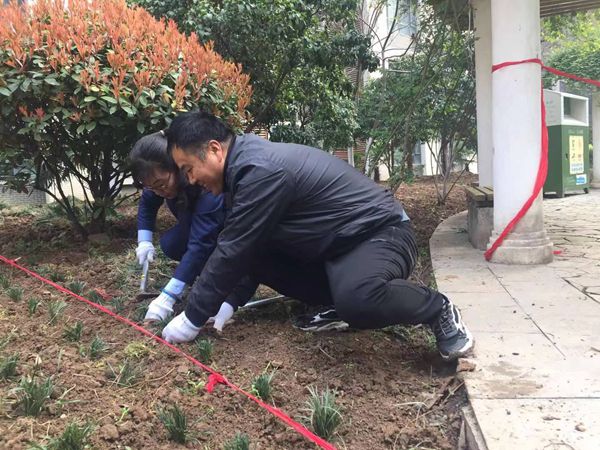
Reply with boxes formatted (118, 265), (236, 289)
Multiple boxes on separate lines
(185, 133), (408, 326)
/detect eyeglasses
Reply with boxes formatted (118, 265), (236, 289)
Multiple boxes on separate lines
(145, 171), (172, 193)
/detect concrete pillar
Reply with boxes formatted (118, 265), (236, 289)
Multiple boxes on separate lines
(488, 0), (553, 264)
(473, 0), (493, 187)
(591, 92), (600, 188)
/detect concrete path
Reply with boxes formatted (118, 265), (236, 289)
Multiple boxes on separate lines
(431, 191), (600, 450)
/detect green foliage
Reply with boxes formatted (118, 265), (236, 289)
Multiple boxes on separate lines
(223, 432), (250, 450)
(14, 375), (54, 416)
(66, 281), (87, 296)
(28, 298), (41, 316)
(48, 271), (66, 283)
(123, 341), (150, 359)
(303, 386), (342, 440)
(251, 371), (275, 401)
(0, 0), (250, 236)
(7, 285), (24, 301)
(0, 272), (10, 289)
(48, 301), (68, 325)
(0, 330), (15, 352)
(194, 338), (214, 364)
(157, 404), (189, 444)
(63, 321), (84, 342)
(110, 296), (126, 314)
(86, 290), (106, 305)
(0, 353), (19, 380)
(358, 2), (476, 199)
(88, 336), (108, 360)
(543, 11), (600, 90)
(107, 359), (140, 387)
(30, 421), (94, 450)
(133, 0), (377, 149)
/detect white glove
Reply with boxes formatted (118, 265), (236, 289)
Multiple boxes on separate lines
(206, 302), (234, 332)
(136, 241), (155, 266)
(162, 312), (201, 344)
(144, 292), (176, 322)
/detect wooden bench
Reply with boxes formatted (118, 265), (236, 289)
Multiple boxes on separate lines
(465, 185), (494, 250)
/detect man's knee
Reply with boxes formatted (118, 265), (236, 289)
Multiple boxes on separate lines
(332, 278), (389, 328)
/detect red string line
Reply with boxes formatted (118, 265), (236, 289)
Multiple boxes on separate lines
(0, 254), (337, 450)
(484, 59), (598, 260)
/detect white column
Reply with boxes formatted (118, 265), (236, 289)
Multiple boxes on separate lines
(591, 92), (600, 188)
(473, 0), (493, 187)
(488, 0), (553, 264)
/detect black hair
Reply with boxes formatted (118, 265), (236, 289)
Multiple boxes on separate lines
(129, 131), (177, 188)
(166, 111), (234, 159)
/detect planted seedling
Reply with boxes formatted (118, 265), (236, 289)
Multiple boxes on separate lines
(88, 336), (108, 360)
(194, 338), (214, 364)
(116, 405), (131, 424)
(132, 304), (148, 323)
(7, 286), (23, 302)
(150, 316), (171, 334)
(49, 271), (66, 283)
(106, 359), (140, 387)
(251, 370), (276, 401)
(28, 297), (41, 316)
(181, 378), (206, 396)
(13, 375), (54, 416)
(30, 421), (94, 450)
(63, 321), (83, 342)
(303, 386), (342, 440)
(223, 432), (250, 450)
(157, 404), (190, 444)
(0, 353), (19, 379)
(0, 329), (16, 351)
(124, 341), (149, 359)
(48, 300), (67, 325)
(86, 290), (105, 304)
(111, 296), (125, 314)
(66, 280), (86, 295)
(0, 273), (9, 289)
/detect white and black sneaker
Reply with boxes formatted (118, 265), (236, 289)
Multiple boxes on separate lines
(293, 308), (350, 332)
(430, 297), (474, 361)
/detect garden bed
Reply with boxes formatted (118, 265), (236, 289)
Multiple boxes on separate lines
(0, 175), (472, 449)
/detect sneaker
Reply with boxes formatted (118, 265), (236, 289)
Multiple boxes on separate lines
(430, 297), (474, 361)
(293, 308), (349, 332)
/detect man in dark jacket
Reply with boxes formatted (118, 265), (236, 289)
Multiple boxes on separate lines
(161, 111), (473, 361)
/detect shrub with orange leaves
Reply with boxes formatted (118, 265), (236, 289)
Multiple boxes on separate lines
(0, 0), (251, 235)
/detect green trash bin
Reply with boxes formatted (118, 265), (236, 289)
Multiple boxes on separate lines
(543, 90), (590, 197)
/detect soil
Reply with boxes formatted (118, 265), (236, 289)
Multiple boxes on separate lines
(0, 174), (474, 450)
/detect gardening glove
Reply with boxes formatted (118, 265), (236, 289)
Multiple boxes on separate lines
(162, 312), (201, 344)
(144, 291), (176, 322)
(206, 302), (235, 332)
(136, 240), (155, 266)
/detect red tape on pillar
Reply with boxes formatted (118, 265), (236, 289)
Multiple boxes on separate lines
(484, 59), (599, 261)
(0, 254), (337, 450)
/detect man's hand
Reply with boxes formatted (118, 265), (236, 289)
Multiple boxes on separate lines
(144, 292), (176, 322)
(206, 302), (234, 332)
(162, 312), (200, 343)
(136, 241), (155, 266)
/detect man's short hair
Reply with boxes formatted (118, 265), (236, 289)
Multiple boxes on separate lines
(166, 111), (234, 159)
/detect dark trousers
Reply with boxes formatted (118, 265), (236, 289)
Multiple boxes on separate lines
(248, 223), (444, 328)
(160, 223), (189, 261)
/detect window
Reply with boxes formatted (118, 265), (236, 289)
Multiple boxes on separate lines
(386, 0), (417, 36)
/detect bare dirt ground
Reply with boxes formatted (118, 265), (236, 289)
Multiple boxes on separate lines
(0, 174), (474, 449)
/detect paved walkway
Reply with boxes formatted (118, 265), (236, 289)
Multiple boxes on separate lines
(431, 191), (600, 450)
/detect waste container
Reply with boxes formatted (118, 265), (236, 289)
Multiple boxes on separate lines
(543, 90), (590, 197)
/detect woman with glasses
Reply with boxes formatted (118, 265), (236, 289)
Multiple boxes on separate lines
(129, 131), (237, 330)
